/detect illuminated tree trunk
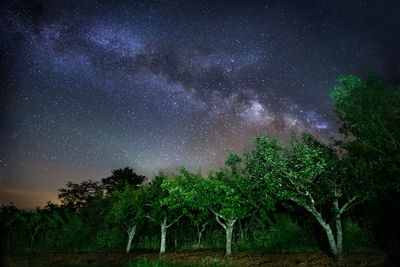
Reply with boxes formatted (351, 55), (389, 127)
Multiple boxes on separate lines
(334, 199), (344, 261)
(212, 210), (237, 255)
(226, 224), (234, 255)
(301, 195), (356, 261)
(197, 222), (208, 246)
(157, 215), (182, 254)
(126, 224), (137, 253)
(160, 217), (167, 254)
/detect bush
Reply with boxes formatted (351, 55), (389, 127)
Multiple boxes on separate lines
(249, 214), (317, 252)
(343, 218), (377, 252)
(136, 235), (160, 250)
(95, 228), (125, 251)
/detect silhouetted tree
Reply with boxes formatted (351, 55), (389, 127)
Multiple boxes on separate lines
(58, 180), (103, 211)
(330, 73), (400, 190)
(331, 73), (400, 262)
(102, 167), (146, 193)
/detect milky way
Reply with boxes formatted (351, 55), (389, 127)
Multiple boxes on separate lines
(1, 0), (399, 208)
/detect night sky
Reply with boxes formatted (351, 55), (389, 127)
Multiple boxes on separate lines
(1, 0), (399, 209)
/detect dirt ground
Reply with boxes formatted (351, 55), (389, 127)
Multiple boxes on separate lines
(2, 250), (389, 267)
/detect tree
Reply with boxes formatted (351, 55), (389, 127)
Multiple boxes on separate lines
(252, 134), (370, 260)
(108, 185), (146, 253)
(0, 203), (19, 252)
(162, 168), (210, 247)
(102, 167), (146, 194)
(145, 172), (182, 254)
(330, 73), (400, 189)
(15, 208), (49, 250)
(330, 73), (400, 260)
(58, 180), (104, 211)
(205, 153), (264, 255)
(163, 154), (264, 255)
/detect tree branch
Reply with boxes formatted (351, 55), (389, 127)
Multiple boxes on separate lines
(145, 215), (156, 222)
(305, 190), (316, 206)
(339, 196), (357, 214)
(211, 210), (227, 230)
(286, 174), (308, 197)
(127, 224), (137, 235)
(231, 218), (238, 226)
(216, 216), (227, 230)
(209, 208), (228, 221)
(293, 196), (321, 220)
(201, 221), (209, 232)
(166, 215), (183, 228)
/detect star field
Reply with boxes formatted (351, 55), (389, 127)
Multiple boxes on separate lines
(1, 0), (399, 208)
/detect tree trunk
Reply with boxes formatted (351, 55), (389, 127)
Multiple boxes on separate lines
(320, 221), (339, 257)
(212, 211), (237, 255)
(303, 203), (340, 259)
(335, 215), (343, 261)
(30, 235), (34, 250)
(226, 224), (234, 255)
(197, 222), (208, 246)
(30, 226), (40, 250)
(160, 217), (167, 254)
(334, 199), (344, 261)
(298, 194), (357, 262)
(197, 225), (202, 245)
(126, 224), (137, 253)
(239, 220), (244, 240)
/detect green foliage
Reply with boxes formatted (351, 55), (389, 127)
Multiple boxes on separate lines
(135, 235), (160, 250)
(58, 180), (104, 211)
(162, 168), (207, 215)
(251, 133), (374, 260)
(330, 73), (400, 189)
(162, 169), (211, 248)
(1, 116), (389, 259)
(41, 212), (92, 251)
(146, 172), (177, 223)
(342, 218), (377, 252)
(164, 158), (263, 222)
(202, 228), (225, 249)
(102, 167), (147, 194)
(95, 228), (125, 251)
(207, 169), (252, 219)
(1, 204), (27, 253)
(108, 186), (146, 230)
(14, 208), (52, 250)
(252, 134), (327, 203)
(330, 74), (400, 258)
(251, 133), (370, 208)
(245, 214), (317, 252)
(330, 74), (400, 152)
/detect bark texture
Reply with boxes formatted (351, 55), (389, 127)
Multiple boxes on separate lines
(126, 224), (137, 253)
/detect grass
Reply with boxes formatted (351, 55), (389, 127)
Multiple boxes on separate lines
(53, 258), (219, 267)
(125, 258), (220, 267)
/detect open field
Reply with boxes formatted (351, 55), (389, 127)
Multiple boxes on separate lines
(3, 250), (388, 267)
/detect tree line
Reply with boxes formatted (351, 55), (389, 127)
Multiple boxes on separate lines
(1, 74), (399, 262)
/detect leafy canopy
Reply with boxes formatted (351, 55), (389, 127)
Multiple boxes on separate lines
(102, 167), (146, 193)
(330, 73), (400, 189)
(252, 133), (370, 207)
